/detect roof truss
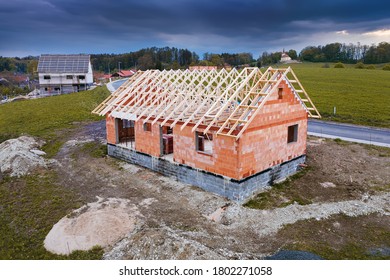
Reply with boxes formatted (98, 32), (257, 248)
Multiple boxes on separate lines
(93, 67), (320, 140)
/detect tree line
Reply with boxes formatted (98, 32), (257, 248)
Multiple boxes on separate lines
(267, 42), (390, 65)
(95, 42), (390, 70)
(91, 47), (199, 72)
(1, 42), (390, 75)
(90, 47), (255, 72)
(0, 56), (38, 74)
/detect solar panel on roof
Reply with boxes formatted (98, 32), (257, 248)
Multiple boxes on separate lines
(38, 54), (90, 73)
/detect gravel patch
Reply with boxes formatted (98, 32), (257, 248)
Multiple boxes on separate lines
(224, 193), (390, 236)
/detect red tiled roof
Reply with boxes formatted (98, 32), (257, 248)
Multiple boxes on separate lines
(111, 70), (136, 77)
(119, 70), (135, 77)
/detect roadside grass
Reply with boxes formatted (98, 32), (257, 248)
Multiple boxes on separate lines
(333, 138), (350, 146)
(0, 173), (104, 259)
(276, 214), (390, 260)
(331, 137), (390, 156)
(244, 167), (312, 210)
(0, 86), (109, 154)
(287, 63), (390, 128)
(362, 143), (390, 157)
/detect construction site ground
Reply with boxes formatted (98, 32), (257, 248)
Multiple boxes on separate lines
(1, 120), (389, 259)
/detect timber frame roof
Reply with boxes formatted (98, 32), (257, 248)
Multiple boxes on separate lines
(93, 67), (320, 140)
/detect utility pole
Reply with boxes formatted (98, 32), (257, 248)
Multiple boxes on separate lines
(108, 63), (111, 82)
(118, 62), (122, 72)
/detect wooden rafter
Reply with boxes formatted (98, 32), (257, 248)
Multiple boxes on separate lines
(93, 67), (320, 140)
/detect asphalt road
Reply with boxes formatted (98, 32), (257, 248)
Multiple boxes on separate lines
(308, 119), (390, 147)
(108, 79), (390, 147)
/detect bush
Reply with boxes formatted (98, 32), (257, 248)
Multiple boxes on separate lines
(382, 64), (390, 71)
(334, 62), (345, 68)
(355, 62), (365, 69)
(366, 65), (376, 70)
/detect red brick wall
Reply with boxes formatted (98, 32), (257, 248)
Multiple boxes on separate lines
(106, 115), (117, 144)
(237, 79), (308, 179)
(106, 80), (308, 181)
(135, 121), (161, 157)
(173, 126), (239, 178)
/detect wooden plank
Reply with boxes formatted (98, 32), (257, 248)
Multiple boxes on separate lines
(228, 118), (248, 123)
(92, 66), (321, 141)
(239, 105), (258, 109)
(216, 133), (238, 138)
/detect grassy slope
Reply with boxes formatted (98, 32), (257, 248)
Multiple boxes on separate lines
(0, 86), (109, 142)
(288, 63), (390, 128)
(0, 174), (104, 259)
(0, 87), (109, 259)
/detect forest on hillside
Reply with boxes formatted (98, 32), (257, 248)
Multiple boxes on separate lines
(258, 42), (390, 66)
(1, 42), (390, 75)
(90, 47), (255, 72)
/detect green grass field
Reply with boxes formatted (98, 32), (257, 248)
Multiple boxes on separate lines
(286, 63), (390, 128)
(0, 87), (109, 259)
(0, 86), (109, 156)
(0, 173), (104, 259)
(0, 86), (109, 142)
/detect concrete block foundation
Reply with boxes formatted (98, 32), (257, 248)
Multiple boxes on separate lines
(108, 144), (306, 203)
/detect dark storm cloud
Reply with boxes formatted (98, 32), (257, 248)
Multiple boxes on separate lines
(1, 0), (390, 56)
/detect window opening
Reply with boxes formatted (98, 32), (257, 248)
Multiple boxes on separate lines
(196, 131), (213, 154)
(278, 87), (283, 99)
(143, 122), (152, 132)
(287, 124), (298, 143)
(118, 119), (135, 148)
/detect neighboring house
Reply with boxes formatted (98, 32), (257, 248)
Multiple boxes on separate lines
(280, 52), (292, 63)
(93, 67), (320, 202)
(110, 70), (136, 78)
(37, 54), (93, 95)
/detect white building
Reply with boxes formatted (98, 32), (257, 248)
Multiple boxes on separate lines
(280, 52), (292, 63)
(38, 54), (93, 95)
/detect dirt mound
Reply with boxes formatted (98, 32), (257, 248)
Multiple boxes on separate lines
(104, 226), (223, 260)
(0, 136), (50, 177)
(44, 197), (141, 255)
(104, 223), (268, 260)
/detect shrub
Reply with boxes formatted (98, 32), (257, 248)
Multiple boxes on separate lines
(366, 65), (376, 70)
(355, 62), (365, 69)
(382, 64), (390, 71)
(334, 62), (345, 68)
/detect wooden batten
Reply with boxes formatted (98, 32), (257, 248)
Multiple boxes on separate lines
(93, 67), (320, 140)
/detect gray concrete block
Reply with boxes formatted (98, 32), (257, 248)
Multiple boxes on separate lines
(108, 144), (306, 203)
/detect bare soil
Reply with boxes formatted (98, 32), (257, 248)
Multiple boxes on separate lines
(4, 121), (388, 259)
(300, 137), (390, 202)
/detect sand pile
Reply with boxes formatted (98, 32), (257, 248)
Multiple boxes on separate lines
(0, 136), (49, 177)
(44, 197), (141, 255)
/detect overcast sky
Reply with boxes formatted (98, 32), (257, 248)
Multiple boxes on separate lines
(1, 0), (390, 57)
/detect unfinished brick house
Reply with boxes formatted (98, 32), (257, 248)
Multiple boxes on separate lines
(93, 67), (320, 202)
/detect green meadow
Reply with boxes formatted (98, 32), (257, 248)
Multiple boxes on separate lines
(0, 87), (109, 259)
(0, 87), (109, 154)
(286, 63), (390, 128)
